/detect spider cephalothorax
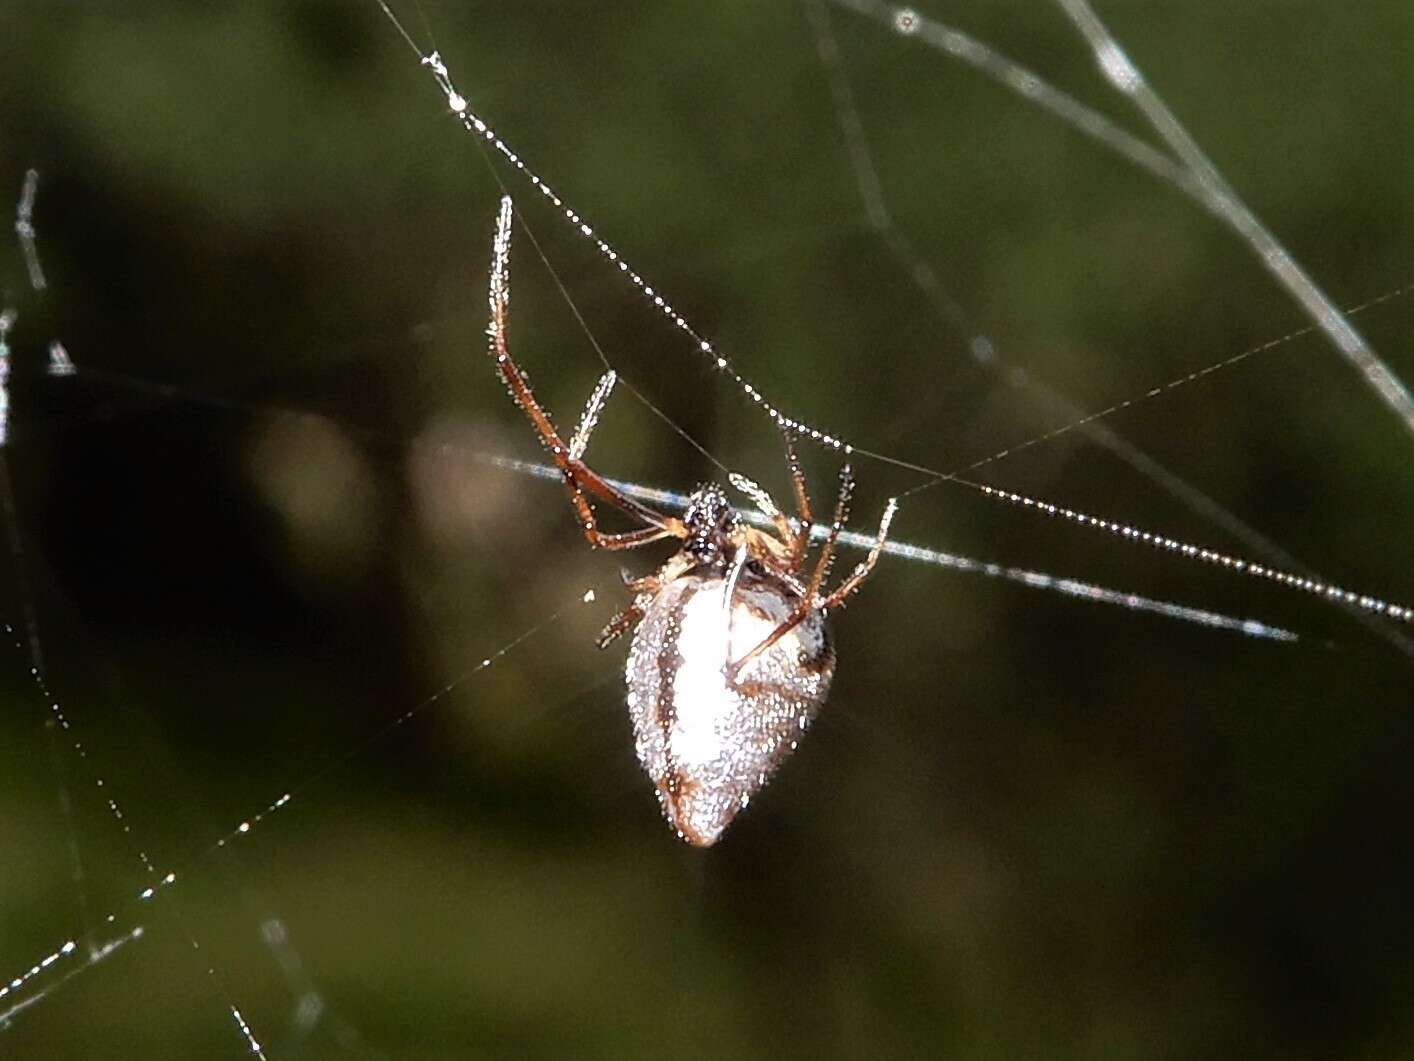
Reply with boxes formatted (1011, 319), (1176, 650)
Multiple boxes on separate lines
(484, 196), (895, 845)
(682, 484), (739, 569)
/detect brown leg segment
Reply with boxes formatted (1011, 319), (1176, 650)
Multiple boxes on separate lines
(596, 604), (645, 649)
(487, 199), (686, 550)
(801, 463), (854, 602)
(728, 486), (895, 679)
(781, 434), (814, 572)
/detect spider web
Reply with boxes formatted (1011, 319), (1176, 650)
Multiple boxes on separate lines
(3, 3), (1414, 1058)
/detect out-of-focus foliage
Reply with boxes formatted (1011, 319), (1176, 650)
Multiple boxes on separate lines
(2, 3), (1413, 1058)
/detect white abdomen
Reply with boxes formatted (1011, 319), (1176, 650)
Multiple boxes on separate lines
(625, 572), (835, 846)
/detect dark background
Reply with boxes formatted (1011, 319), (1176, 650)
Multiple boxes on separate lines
(3, 3), (1414, 1058)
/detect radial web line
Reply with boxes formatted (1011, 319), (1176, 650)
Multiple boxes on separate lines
(967, 481), (1413, 623)
(808, 0), (1414, 646)
(8, 6), (1405, 1051)
(34, 316), (1383, 641)
(45, 716), (97, 958)
(371, 0), (855, 455)
(806, 0), (1414, 661)
(1054, 0), (1414, 440)
(362, 3), (1408, 674)
(38, 308), (1414, 640)
(0, 174), (272, 1054)
(0, 626), (268, 1054)
(827, 0), (1201, 199)
(830, 0), (1414, 441)
(0, 604), (268, 1052)
(374, 0), (1414, 546)
(486, 455), (1304, 643)
(936, 283), (1414, 486)
(0, 595), (579, 1033)
(0, 932), (141, 1028)
(0, 309), (11, 450)
(15, 168), (47, 293)
(496, 190), (731, 477)
(42, 263), (1414, 476)
(25, 24), (1413, 646)
(805, 0), (1309, 576)
(0, 175), (96, 1017)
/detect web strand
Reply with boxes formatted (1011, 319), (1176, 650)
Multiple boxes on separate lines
(0, 309), (12, 450)
(15, 169), (47, 293)
(830, 0), (1414, 442)
(828, 0), (1201, 199)
(0, 593), (581, 1033)
(44, 719), (97, 957)
(0, 636), (269, 1054)
(4, 5), (1409, 1054)
(485, 455), (1304, 643)
(35, 299), (1414, 643)
(407, 43), (853, 457)
(21, 325), (1381, 640)
(0, 177), (275, 1056)
(803, 0), (1316, 576)
(1053, 0), (1414, 439)
(362, 5), (1414, 643)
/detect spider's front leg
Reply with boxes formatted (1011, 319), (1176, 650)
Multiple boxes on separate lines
(485, 195), (686, 551)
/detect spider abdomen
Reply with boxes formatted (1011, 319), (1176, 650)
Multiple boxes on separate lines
(625, 572), (835, 846)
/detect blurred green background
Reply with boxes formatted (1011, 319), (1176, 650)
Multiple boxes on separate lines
(3, 2), (1414, 1058)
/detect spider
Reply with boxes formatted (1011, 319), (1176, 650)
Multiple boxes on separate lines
(485, 196), (897, 846)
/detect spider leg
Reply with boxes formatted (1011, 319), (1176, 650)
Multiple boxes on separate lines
(596, 603), (644, 649)
(569, 369), (616, 461)
(620, 552), (692, 593)
(728, 471), (798, 565)
(487, 196), (686, 548)
(782, 432), (815, 570)
(567, 461), (683, 540)
(590, 525), (679, 550)
(726, 463), (852, 677)
(621, 568), (655, 593)
(800, 462), (854, 602)
(597, 553), (695, 648)
(814, 497), (898, 609)
(728, 477), (896, 680)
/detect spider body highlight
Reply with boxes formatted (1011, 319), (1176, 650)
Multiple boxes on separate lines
(627, 565), (833, 846)
(485, 196), (895, 845)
